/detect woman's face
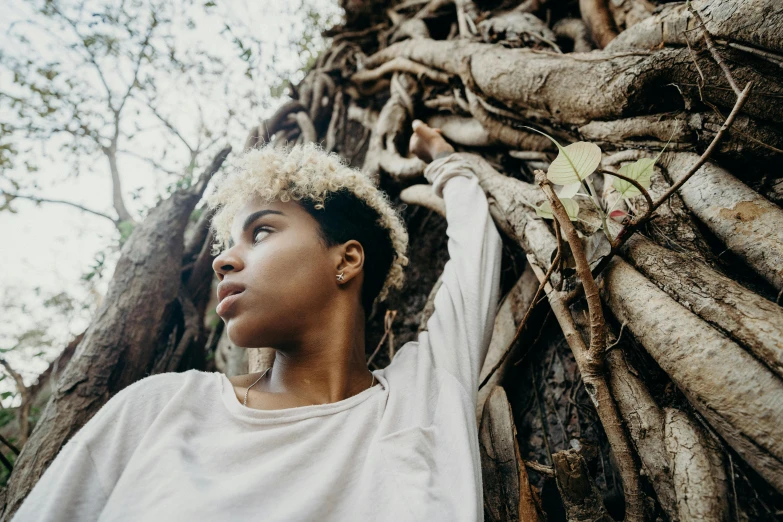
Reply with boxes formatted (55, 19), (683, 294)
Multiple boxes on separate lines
(211, 195), (344, 348)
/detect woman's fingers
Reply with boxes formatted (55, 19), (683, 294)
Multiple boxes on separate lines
(412, 119), (441, 140)
(410, 120), (453, 162)
(409, 129), (432, 162)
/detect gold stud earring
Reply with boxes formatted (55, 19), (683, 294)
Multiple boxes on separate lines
(336, 272), (345, 282)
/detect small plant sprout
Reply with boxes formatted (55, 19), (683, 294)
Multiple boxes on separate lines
(605, 135), (673, 217)
(523, 127), (604, 233)
(613, 158), (655, 199)
(535, 198), (580, 221)
(523, 126), (667, 241)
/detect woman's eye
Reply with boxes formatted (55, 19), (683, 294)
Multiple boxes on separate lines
(253, 227), (271, 244)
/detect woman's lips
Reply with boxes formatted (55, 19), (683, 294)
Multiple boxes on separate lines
(216, 290), (244, 317)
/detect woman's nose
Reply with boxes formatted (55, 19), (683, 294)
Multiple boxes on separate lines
(212, 248), (244, 280)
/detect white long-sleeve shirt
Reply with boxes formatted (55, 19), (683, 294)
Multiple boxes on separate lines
(12, 153), (504, 522)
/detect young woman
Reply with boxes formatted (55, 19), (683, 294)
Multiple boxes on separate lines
(13, 120), (503, 521)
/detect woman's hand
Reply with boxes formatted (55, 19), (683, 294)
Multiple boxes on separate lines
(409, 119), (455, 163)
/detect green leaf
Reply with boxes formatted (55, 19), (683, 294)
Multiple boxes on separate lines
(522, 127), (602, 185)
(535, 198), (580, 221)
(613, 158), (655, 198)
(548, 142), (602, 185)
(557, 182), (582, 199)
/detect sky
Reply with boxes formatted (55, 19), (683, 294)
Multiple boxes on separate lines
(0, 0), (342, 406)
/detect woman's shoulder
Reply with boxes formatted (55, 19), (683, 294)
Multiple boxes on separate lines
(84, 371), (203, 422)
(115, 368), (204, 402)
(71, 370), (213, 446)
(133, 368), (206, 389)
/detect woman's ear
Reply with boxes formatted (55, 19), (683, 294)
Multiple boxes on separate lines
(336, 240), (365, 283)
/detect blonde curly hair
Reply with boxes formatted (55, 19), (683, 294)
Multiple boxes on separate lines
(206, 141), (410, 308)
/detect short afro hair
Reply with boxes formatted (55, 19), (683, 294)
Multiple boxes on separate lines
(205, 141), (409, 314)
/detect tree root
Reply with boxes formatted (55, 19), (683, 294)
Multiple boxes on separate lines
(553, 18), (593, 53)
(579, 114), (692, 143)
(603, 257), (783, 494)
(351, 56), (451, 84)
(426, 114), (496, 147)
(362, 73), (426, 183)
(620, 234), (783, 381)
(294, 111), (317, 144)
(662, 152), (783, 291)
(325, 91), (345, 152)
(552, 446), (613, 521)
(607, 0), (783, 56)
(570, 196), (783, 382)
(579, 0), (618, 49)
(308, 71), (336, 125)
(605, 346), (678, 520)
(607, 0), (655, 33)
(451, 153), (558, 268)
(362, 37), (782, 126)
(243, 100), (305, 151)
(480, 386), (543, 522)
(664, 408), (730, 521)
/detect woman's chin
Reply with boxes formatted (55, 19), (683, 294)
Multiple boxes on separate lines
(225, 320), (267, 349)
(225, 321), (249, 348)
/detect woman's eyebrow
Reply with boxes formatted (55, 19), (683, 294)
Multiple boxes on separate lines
(228, 209), (285, 248)
(242, 209), (285, 232)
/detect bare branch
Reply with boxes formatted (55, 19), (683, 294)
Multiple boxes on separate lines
(690, 6), (742, 97)
(0, 433), (20, 456)
(116, 149), (179, 176)
(142, 99), (196, 154)
(647, 83), (753, 210)
(49, 3), (117, 112)
(527, 253), (645, 522)
(117, 19), (157, 115)
(0, 358), (31, 446)
(2, 192), (118, 224)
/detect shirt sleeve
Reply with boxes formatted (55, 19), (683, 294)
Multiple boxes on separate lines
(417, 153), (504, 396)
(10, 371), (185, 521)
(10, 438), (109, 522)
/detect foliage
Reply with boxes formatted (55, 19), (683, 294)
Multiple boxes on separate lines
(0, 0), (276, 220)
(524, 127), (656, 232)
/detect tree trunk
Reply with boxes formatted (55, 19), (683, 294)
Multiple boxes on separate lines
(0, 148), (230, 521)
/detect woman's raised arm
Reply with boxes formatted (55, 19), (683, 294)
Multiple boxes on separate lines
(416, 151), (504, 398)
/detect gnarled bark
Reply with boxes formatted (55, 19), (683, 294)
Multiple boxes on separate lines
(480, 386), (542, 522)
(362, 37), (782, 127)
(605, 347), (678, 520)
(620, 234), (783, 380)
(607, 0), (783, 55)
(552, 447), (613, 521)
(603, 257), (783, 494)
(662, 152), (783, 291)
(664, 408), (730, 522)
